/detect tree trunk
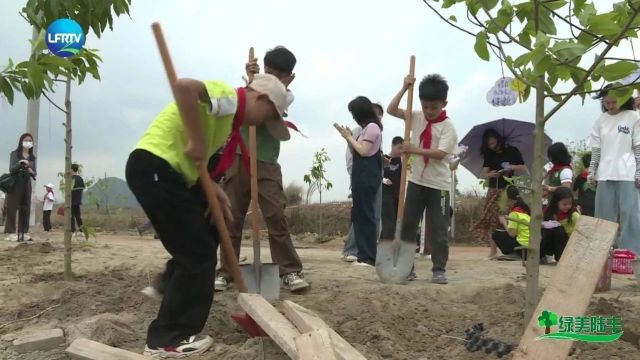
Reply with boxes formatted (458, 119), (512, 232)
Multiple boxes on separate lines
(63, 76), (73, 281)
(525, 75), (546, 325)
(319, 187), (323, 238)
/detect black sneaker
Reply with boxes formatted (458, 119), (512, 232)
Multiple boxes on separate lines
(143, 335), (213, 358)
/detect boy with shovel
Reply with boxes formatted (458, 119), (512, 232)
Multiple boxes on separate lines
(387, 74), (458, 284)
(214, 46), (309, 292)
(127, 73), (289, 357)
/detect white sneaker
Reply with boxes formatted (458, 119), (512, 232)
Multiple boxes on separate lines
(4, 234), (18, 242)
(281, 272), (309, 291)
(143, 335), (213, 358)
(214, 276), (229, 291)
(341, 255), (357, 262)
(353, 261), (375, 268)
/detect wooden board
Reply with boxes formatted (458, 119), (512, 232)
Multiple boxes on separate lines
(295, 329), (338, 360)
(513, 216), (618, 360)
(66, 338), (148, 360)
(282, 300), (367, 360)
(238, 293), (301, 360)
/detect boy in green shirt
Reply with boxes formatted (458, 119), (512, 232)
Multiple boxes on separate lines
(127, 74), (288, 358)
(215, 47), (309, 292)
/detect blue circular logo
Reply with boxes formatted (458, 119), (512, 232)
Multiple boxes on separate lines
(45, 19), (85, 58)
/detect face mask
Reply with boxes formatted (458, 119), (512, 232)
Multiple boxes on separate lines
(22, 141), (33, 149)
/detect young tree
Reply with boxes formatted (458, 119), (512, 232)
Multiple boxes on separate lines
(0, 0), (131, 281)
(425, 0), (640, 324)
(303, 148), (333, 236)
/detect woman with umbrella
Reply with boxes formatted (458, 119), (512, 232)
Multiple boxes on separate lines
(471, 129), (527, 259)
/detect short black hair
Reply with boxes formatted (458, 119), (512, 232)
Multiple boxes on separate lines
(547, 142), (572, 166)
(506, 185), (530, 214)
(480, 128), (505, 157)
(392, 136), (403, 145)
(263, 46), (296, 74)
(348, 96), (383, 130)
(595, 84), (635, 112)
(71, 163), (79, 173)
(419, 74), (448, 101)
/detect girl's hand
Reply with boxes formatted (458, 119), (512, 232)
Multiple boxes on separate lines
(185, 140), (206, 166)
(588, 175), (597, 187)
(205, 186), (234, 223)
(335, 125), (352, 139)
(487, 170), (501, 179)
(383, 178), (392, 186)
(27, 168), (34, 175)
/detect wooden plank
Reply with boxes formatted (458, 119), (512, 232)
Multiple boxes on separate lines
(238, 293), (301, 360)
(282, 300), (330, 333)
(66, 338), (148, 360)
(282, 300), (367, 360)
(295, 329), (338, 360)
(513, 216), (618, 360)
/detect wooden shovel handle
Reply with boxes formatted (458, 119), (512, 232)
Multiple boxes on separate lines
(151, 22), (247, 293)
(396, 56), (415, 223)
(248, 47), (261, 247)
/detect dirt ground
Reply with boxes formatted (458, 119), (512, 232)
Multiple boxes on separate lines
(0, 230), (638, 359)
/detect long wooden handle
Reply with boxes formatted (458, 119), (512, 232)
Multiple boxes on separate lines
(248, 47), (261, 267)
(396, 56), (415, 223)
(248, 47), (255, 83)
(151, 22), (247, 293)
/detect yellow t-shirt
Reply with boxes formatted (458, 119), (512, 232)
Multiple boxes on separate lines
(135, 81), (236, 187)
(507, 211), (530, 246)
(559, 212), (580, 237)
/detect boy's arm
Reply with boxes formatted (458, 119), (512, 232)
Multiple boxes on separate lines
(386, 75), (415, 120)
(174, 78), (211, 163)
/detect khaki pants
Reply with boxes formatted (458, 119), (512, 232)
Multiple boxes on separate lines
(218, 156), (302, 280)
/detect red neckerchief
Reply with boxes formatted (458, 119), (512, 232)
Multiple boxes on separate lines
(211, 87), (250, 179)
(557, 211), (570, 221)
(285, 121), (307, 137)
(546, 164), (571, 177)
(510, 206), (528, 215)
(419, 110), (447, 168)
(581, 169), (589, 180)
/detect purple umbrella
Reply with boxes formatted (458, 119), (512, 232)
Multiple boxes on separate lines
(458, 118), (553, 178)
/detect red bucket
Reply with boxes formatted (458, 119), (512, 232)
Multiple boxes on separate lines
(612, 249), (636, 274)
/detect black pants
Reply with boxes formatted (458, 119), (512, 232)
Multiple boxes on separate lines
(43, 210), (52, 231)
(381, 191), (399, 240)
(541, 227), (569, 261)
(4, 176), (31, 234)
(401, 182), (450, 272)
(70, 205), (83, 232)
(492, 230), (523, 257)
(126, 149), (218, 348)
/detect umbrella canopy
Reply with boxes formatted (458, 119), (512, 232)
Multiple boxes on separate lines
(458, 118), (553, 178)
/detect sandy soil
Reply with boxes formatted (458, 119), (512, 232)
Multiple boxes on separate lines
(0, 230), (638, 359)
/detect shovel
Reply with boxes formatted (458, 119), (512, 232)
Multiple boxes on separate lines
(239, 47), (281, 300)
(152, 23), (271, 338)
(375, 55), (417, 283)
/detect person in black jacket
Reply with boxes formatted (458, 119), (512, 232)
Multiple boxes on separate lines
(4, 133), (36, 241)
(70, 163), (85, 234)
(381, 136), (403, 239)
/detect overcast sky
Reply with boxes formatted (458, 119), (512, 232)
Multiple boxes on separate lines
(0, 0), (635, 202)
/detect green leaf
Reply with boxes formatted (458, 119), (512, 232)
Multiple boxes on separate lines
(577, 3), (596, 26)
(515, 2), (533, 23)
(474, 31), (490, 61)
(448, 15), (457, 22)
(0, 75), (14, 105)
(538, 10), (557, 35)
(466, 0), (482, 15)
(479, 0), (500, 11)
(535, 33), (550, 49)
(550, 41), (588, 62)
(587, 13), (621, 36)
(600, 61), (639, 81)
(514, 52), (533, 68)
(543, 0), (568, 11)
(611, 87), (634, 105)
(518, 31), (532, 48)
(533, 55), (552, 76)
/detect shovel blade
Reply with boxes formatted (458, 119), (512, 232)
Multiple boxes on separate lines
(375, 240), (415, 283)
(239, 263), (281, 300)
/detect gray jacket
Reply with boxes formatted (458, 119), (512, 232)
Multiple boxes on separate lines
(9, 150), (36, 179)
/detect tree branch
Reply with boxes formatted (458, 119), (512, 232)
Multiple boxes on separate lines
(544, 6), (640, 122)
(42, 92), (67, 114)
(604, 57), (640, 63)
(482, 8), (533, 51)
(539, 1), (610, 46)
(548, 79), (640, 97)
